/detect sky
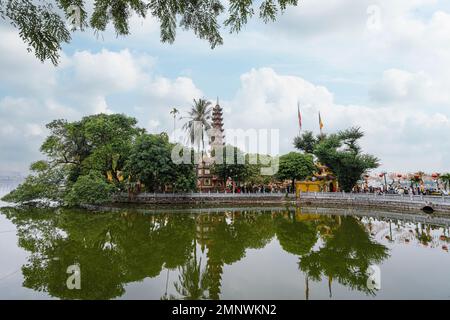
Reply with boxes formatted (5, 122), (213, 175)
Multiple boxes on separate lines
(0, 0), (450, 175)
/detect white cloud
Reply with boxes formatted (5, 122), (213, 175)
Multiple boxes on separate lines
(225, 68), (450, 173)
(1, 0), (450, 175)
(70, 49), (146, 93)
(0, 29), (203, 172)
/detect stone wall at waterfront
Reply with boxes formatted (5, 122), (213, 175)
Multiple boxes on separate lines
(112, 193), (450, 214)
(113, 193), (288, 205)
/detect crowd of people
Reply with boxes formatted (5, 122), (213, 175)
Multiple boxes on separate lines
(353, 184), (449, 196)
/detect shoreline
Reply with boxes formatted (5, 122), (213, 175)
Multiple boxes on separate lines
(110, 192), (450, 214)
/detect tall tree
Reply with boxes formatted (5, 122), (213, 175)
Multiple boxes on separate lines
(276, 152), (316, 192)
(211, 145), (250, 187)
(3, 113), (143, 206)
(125, 133), (197, 192)
(293, 131), (317, 154)
(182, 98), (212, 159)
(0, 0), (300, 65)
(170, 107), (180, 136)
(314, 127), (379, 192)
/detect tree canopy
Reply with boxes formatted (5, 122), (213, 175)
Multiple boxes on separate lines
(276, 152), (315, 191)
(293, 127), (380, 192)
(293, 131), (319, 154)
(0, 0), (300, 65)
(125, 133), (197, 192)
(1, 113), (198, 206)
(313, 127), (379, 192)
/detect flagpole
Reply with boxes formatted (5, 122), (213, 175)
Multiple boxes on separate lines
(297, 101), (302, 136)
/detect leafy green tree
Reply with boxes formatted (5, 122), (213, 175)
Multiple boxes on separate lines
(293, 131), (317, 154)
(211, 145), (250, 186)
(64, 170), (115, 206)
(314, 127), (379, 192)
(125, 133), (197, 192)
(276, 152), (315, 192)
(1, 160), (66, 205)
(0, 0), (300, 65)
(3, 113), (143, 206)
(40, 113), (142, 184)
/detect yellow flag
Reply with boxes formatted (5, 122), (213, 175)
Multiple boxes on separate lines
(319, 112), (324, 130)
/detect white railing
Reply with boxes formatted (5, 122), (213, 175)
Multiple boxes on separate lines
(297, 191), (450, 205)
(124, 192), (289, 198)
(117, 191), (450, 205)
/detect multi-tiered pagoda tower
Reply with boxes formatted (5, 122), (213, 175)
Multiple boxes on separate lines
(210, 98), (225, 152)
(197, 98), (226, 192)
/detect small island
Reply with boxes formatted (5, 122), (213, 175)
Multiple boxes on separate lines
(2, 99), (449, 214)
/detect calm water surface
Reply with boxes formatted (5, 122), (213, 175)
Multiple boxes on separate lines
(1, 187), (450, 300)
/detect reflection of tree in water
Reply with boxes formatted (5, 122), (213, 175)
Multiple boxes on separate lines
(2, 207), (196, 299)
(298, 216), (389, 297)
(2, 207), (390, 300)
(274, 210), (319, 257)
(175, 211), (276, 300)
(173, 256), (209, 300)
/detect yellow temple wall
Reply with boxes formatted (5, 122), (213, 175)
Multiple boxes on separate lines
(296, 180), (338, 196)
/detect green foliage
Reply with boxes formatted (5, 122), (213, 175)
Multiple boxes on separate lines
(299, 216), (389, 295)
(41, 113), (141, 184)
(314, 127), (379, 192)
(275, 213), (318, 256)
(1, 0), (71, 65)
(1, 207), (389, 299)
(125, 133), (197, 192)
(64, 171), (115, 206)
(243, 153), (275, 185)
(1, 161), (66, 205)
(276, 152), (315, 190)
(1, 0), (299, 65)
(3, 113), (144, 206)
(183, 98), (212, 153)
(293, 131), (317, 154)
(293, 130), (328, 154)
(211, 145), (251, 184)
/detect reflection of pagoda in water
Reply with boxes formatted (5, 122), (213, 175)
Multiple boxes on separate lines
(195, 213), (226, 299)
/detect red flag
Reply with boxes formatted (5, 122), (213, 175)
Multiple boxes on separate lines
(297, 102), (302, 131)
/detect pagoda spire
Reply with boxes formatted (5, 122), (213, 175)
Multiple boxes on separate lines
(210, 98), (225, 152)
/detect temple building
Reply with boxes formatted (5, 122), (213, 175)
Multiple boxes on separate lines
(295, 163), (338, 195)
(197, 99), (226, 192)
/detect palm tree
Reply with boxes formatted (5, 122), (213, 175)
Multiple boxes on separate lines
(440, 173), (450, 192)
(182, 98), (212, 160)
(170, 107), (179, 136)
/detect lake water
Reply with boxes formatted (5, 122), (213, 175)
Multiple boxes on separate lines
(1, 185), (450, 300)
